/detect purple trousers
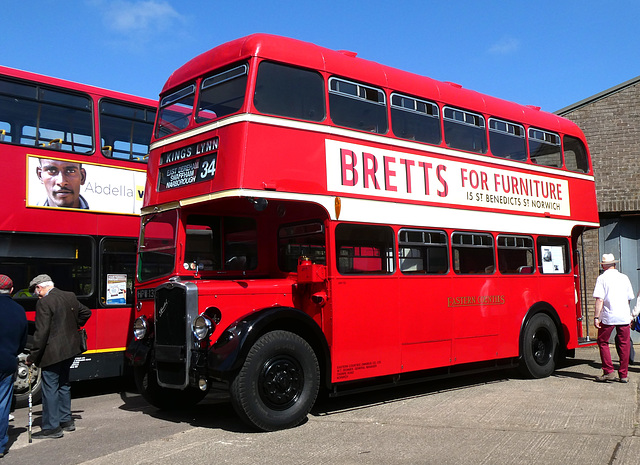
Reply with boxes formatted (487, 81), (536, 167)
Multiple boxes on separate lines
(597, 324), (631, 378)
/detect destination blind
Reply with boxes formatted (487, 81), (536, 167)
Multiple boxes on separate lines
(158, 153), (217, 191)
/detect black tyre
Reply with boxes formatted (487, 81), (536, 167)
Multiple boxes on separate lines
(13, 352), (42, 408)
(230, 330), (320, 431)
(133, 361), (208, 410)
(519, 313), (559, 378)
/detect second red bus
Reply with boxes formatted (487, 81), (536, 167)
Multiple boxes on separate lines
(0, 65), (157, 405)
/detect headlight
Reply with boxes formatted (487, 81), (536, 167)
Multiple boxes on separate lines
(192, 315), (212, 341)
(133, 316), (148, 340)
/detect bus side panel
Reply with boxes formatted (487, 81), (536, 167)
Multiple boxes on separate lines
(450, 276), (504, 365)
(330, 276), (400, 383)
(398, 275), (454, 372)
(537, 275), (579, 350)
(91, 306), (135, 351)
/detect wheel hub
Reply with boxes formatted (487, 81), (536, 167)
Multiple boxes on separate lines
(260, 356), (303, 410)
(532, 329), (551, 365)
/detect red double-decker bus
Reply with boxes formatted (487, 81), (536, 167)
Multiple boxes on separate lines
(127, 34), (599, 431)
(0, 65), (156, 405)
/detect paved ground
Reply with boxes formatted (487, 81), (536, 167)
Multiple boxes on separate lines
(4, 345), (640, 464)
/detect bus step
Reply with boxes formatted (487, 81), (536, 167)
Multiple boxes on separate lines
(578, 337), (596, 347)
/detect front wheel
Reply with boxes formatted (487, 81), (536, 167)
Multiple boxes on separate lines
(230, 330), (320, 431)
(519, 313), (559, 378)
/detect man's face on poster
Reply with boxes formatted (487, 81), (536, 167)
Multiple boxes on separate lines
(36, 159), (87, 208)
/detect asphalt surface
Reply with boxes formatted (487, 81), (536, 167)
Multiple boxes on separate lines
(4, 345), (640, 464)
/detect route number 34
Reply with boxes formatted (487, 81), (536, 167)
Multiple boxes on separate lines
(200, 157), (216, 180)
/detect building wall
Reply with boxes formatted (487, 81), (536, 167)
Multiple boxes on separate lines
(559, 79), (640, 340)
(560, 81), (640, 213)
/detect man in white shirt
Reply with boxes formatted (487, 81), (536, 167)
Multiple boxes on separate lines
(593, 253), (635, 382)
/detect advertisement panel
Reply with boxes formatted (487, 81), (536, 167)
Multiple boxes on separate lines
(326, 139), (570, 217)
(26, 155), (146, 214)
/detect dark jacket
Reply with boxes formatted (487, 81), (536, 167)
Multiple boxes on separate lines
(0, 293), (28, 378)
(29, 287), (91, 368)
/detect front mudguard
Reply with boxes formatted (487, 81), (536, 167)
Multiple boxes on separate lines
(207, 306), (328, 375)
(125, 339), (151, 367)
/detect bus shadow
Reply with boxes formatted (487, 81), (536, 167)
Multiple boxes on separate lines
(552, 357), (601, 381)
(114, 357), (598, 432)
(314, 355), (599, 416)
(311, 370), (512, 417)
(118, 389), (254, 433)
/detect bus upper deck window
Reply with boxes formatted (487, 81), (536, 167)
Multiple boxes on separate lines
(254, 62), (325, 122)
(156, 85), (195, 138)
(563, 135), (590, 173)
(489, 118), (526, 161)
(329, 77), (387, 134)
(391, 93), (441, 145)
(196, 64), (248, 123)
(529, 128), (561, 168)
(1, 77), (94, 152)
(444, 107), (487, 154)
(100, 99), (156, 163)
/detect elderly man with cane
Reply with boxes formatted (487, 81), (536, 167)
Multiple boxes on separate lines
(0, 275), (27, 458)
(25, 274), (91, 439)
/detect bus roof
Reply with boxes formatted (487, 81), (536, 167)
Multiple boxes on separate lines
(0, 64), (157, 108)
(161, 33), (581, 136)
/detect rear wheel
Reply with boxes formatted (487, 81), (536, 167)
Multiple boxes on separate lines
(230, 330), (320, 431)
(519, 313), (558, 378)
(13, 353), (42, 408)
(133, 360), (208, 409)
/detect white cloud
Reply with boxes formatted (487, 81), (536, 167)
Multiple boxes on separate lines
(109, 0), (183, 34)
(89, 0), (185, 39)
(488, 37), (520, 55)
(88, 0), (187, 51)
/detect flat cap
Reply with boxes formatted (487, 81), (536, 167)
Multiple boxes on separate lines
(29, 274), (52, 292)
(0, 275), (12, 290)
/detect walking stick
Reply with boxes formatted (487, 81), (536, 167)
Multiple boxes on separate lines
(28, 366), (32, 443)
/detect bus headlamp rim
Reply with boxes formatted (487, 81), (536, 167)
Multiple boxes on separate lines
(133, 315), (148, 340)
(192, 314), (213, 340)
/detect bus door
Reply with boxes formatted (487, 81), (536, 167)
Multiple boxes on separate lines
(329, 223), (400, 383)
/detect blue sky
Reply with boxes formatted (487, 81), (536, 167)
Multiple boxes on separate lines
(4, 0), (640, 112)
